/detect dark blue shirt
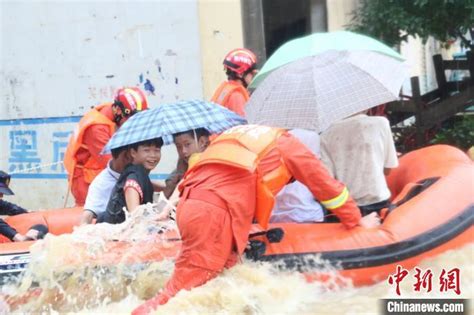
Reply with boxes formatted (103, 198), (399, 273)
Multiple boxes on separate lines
(0, 199), (28, 240)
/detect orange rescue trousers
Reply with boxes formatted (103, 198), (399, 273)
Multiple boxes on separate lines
(132, 198), (238, 315)
(71, 175), (89, 207)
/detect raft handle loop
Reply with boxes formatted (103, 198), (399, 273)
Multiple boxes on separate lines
(383, 177), (440, 221)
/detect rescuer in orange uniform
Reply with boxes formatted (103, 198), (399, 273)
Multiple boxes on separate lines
(210, 48), (258, 117)
(64, 87), (148, 206)
(133, 125), (380, 314)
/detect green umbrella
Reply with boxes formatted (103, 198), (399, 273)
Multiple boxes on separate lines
(249, 31), (404, 89)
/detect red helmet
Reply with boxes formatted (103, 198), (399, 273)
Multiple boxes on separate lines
(113, 87), (148, 116)
(223, 48), (257, 75)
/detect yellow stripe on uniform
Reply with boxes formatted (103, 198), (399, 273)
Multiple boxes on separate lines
(321, 187), (349, 210)
(124, 88), (143, 111)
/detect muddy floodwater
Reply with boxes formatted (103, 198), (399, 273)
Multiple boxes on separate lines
(1, 207), (472, 314)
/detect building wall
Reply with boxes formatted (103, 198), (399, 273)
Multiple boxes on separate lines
(1, 1), (204, 209)
(400, 37), (443, 95)
(326, 0), (358, 32)
(1, 1), (204, 120)
(197, 0), (244, 99)
(310, 0), (328, 33)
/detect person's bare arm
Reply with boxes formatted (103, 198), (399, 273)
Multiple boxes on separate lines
(124, 187), (141, 213)
(152, 180), (165, 192)
(383, 118), (399, 177)
(358, 212), (381, 228)
(155, 185), (180, 221)
(24, 229), (40, 240)
(80, 210), (95, 225)
(12, 233), (27, 242)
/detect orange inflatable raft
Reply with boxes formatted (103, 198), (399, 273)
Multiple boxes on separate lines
(1, 145), (473, 286)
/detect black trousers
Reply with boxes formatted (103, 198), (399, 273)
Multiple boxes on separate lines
(359, 199), (390, 217)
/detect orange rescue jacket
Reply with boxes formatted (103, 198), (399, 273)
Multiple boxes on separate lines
(64, 103), (116, 184)
(210, 81), (249, 115)
(185, 125), (292, 228)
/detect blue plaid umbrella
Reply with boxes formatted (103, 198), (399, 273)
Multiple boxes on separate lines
(103, 99), (246, 152)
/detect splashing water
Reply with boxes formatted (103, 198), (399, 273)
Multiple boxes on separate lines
(144, 245), (472, 315)
(1, 203), (179, 313)
(1, 204), (472, 315)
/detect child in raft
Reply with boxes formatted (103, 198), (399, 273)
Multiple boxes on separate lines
(99, 138), (164, 224)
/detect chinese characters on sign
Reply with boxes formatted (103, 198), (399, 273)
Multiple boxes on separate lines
(388, 265), (461, 296)
(9, 130), (41, 172)
(88, 85), (116, 100)
(51, 131), (72, 173)
(8, 129), (72, 175)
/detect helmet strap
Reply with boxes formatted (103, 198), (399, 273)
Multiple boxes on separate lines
(240, 76), (248, 88)
(112, 101), (129, 124)
(240, 67), (255, 88)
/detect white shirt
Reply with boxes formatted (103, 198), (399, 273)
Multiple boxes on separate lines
(270, 129), (324, 223)
(320, 114), (399, 206)
(84, 161), (120, 216)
